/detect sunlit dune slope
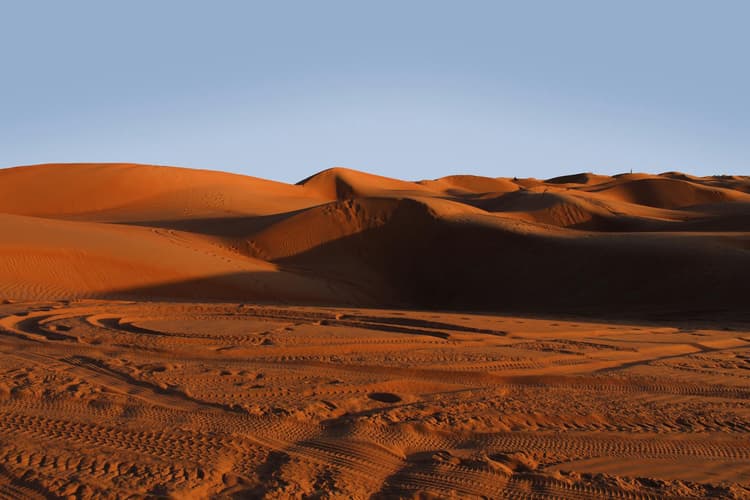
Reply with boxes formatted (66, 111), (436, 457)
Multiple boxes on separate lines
(419, 174), (521, 195)
(584, 176), (750, 209)
(0, 212), (363, 303)
(0, 163), (328, 221)
(0, 163), (748, 316)
(298, 166), (436, 199)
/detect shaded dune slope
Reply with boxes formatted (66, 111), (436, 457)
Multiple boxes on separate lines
(0, 163), (748, 316)
(252, 198), (750, 313)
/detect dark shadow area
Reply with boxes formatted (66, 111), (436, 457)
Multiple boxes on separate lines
(368, 392), (402, 403)
(96, 271), (750, 330)
(545, 172), (607, 185)
(14, 315), (77, 341)
(99, 271), (367, 306)
(267, 205), (750, 318)
(97, 196), (750, 325)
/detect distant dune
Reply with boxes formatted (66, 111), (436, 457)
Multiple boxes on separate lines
(1, 163), (748, 317)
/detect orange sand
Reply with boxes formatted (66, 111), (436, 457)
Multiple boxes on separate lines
(0, 163), (748, 498)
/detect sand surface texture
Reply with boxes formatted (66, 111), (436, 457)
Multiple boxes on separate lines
(0, 164), (749, 498)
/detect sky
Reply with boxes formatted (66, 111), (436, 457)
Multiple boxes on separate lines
(1, 1), (748, 183)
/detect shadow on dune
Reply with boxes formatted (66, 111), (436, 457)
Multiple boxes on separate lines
(270, 214), (750, 317)
(99, 273), (267, 302)
(93, 192), (750, 319)
(96, 270), (375, 307)
(101, 211), (750, 320)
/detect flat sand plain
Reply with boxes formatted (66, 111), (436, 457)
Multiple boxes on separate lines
(0, 164), (749, 498)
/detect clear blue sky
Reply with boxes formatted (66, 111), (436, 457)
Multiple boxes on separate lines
(2, 1), (747, 182)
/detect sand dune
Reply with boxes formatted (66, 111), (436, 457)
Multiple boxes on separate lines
(584, 176), (750, 209)
(2, 163), (747, 314)
(0, 163), (749, 498)
(0, 163), (328, 221)
(0, 211), (367, 305)
(299, 166), (436, 200)
(418, 174), (521, 195)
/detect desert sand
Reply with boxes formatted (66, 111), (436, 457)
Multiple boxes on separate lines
(0, 163), (749, 498)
